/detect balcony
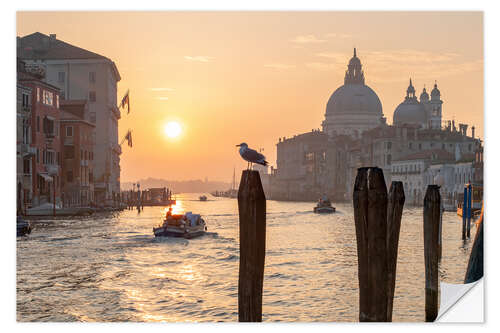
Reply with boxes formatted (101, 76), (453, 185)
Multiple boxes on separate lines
(46, 164), (59, 176)
(21, 144), (36, 157)
(109, 104), (121, 120)
(111, 143), (122, 155)
(64, 137), (74, 145)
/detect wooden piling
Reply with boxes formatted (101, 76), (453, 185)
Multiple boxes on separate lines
(464, 207), (483, 283)
(462, 186), (467, 240)
(466, 185), (472, 238)
(386, 181), (405, 321)
(237, 170), (266, 322)
(353, 167), (389, 322)
(423, 185), (441, 322)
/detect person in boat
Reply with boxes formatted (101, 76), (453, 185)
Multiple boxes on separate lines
(166, 207), (173, 219)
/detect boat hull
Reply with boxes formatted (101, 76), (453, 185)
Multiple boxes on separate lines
(153, 225), (207, 239)
(314, 206), (336, 214)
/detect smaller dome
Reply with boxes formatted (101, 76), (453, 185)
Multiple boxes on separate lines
(420, 87), (429, 102)
(431, 82), (440, 99)
(393, 100), (427, 126)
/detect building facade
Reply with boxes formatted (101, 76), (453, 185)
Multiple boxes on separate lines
(269, 49), (483, 205)
(16, 60), (35, 212)
(18, 32), (121, 205)
(18, 64), (62, 207)
(60, 100), (95, 207)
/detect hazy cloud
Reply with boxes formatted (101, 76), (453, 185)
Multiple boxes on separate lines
(264, 63), (296, 70)
(308, 49), (482, 82)
(324, 33), (353, 39)
(184, 56), (213, 62)
(157, 97), (169, 101)
(150, 87), (174, 92)
(290, 34), (326, 44)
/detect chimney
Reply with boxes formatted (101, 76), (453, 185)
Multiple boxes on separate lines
(463, 124), (468, 136)
(49, 34), (56, 39)
(472, 126), (475, 139)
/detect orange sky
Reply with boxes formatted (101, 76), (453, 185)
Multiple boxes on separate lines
(17, 11), (483, 183)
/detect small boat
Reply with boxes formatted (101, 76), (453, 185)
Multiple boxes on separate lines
(199, 195), (207, 201)
(17, 216), (31, 237)
(154, 212), (207, 239)
(314, 197), (336, 214)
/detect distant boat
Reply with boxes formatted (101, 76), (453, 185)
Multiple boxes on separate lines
(17, 216), (31, 237)
(199, 195), (207, 201)
(153, 212), (207, 239)
(314, 197), (336, 214)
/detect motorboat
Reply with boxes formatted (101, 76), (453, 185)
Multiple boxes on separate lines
(17, 216), (31, 237)
(154, 212), (207, 239)
(199, 195), (207, 201)
(314, 197), (336, 214)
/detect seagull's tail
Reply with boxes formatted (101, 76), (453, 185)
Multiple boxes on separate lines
(257, 160), (269, 166)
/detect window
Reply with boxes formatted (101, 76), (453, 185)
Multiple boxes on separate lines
(58, 72), (65, 83)
(42, 90), (54, 106)
(89, 172), (93, 183)
(418, 143), (422, 150)
(89, 72), (96, 83)
(67, 171), (73, 182)
(468, 144), (472, 152)
(89, 91), (96, 102)
(90, 112), (96, 124)
(81, 149), (83, 160)
(23, 159), (30, 174)
(66, 126), (73, 137)
(37, 116), (40, 132)
(22, 93), (30, 108)
(43, 117), (55, 137)
(409, 142), (413, 149)
(442, 143), (445, 149)
(386, 154), (392, 165)
(57, 152), (60, 164)
(387, 142), (392, 150)
(36, 88), (40, 102)
(56, 95), (59, 109)
(36, 148), (39, 163)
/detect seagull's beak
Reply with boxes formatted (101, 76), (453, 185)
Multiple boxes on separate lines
(236, 144), (240, 147)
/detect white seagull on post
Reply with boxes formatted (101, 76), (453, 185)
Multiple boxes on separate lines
(236, 143), (268, 169)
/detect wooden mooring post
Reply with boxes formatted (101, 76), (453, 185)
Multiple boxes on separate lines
(423, 185), (441, 322)
(464, 207), (483, 283)
(237, 170), (266, 322)
(462, 186), (467, 240)
(353, 167), (404, 322)
(467, 184), (472, 239)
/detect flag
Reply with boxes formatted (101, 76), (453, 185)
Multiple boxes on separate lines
(120, 90), (130, 114)
(125, 130), (133, 147)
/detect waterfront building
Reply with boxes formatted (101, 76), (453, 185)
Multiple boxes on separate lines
(60, 100), (95, 206)
(269, 49), (482, 204)
(16, 59), (35, 212)
(18, 32), (121, 205)
(18, 61), (62, 207)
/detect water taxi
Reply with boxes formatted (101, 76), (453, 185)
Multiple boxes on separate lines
(153, 212), (207, 239)
(314, 196), (336, 214)
(199, 195), (207, 201)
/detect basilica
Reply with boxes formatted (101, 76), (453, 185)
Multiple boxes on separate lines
(267, 49), (482, 207)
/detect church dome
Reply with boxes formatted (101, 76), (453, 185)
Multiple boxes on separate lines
(322, 49), (384, 137)
(393, 101), (427, 126)
(431, 82), (440, 100)
(420, 87), (429, 102)
(393, 78), (427, 126)
(325, 84), (382, 116)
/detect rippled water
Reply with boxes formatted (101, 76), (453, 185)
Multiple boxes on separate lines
(17, 193), (476, 322)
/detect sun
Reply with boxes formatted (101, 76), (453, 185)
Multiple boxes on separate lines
(164, 121), (182, 138)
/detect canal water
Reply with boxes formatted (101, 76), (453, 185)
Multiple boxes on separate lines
(17, 193), (476, 322)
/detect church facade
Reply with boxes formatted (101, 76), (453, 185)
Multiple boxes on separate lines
(268, 49), (482, 206)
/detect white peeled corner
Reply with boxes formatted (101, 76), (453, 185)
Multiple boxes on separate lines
(436, 278), (483, 322)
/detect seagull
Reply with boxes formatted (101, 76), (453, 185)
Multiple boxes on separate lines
(236, 143), (268, 169)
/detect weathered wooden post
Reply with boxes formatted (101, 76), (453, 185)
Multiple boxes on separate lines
(423, 185), (441, 322)
(386, 181), (405, 321)
(462, 186), (467, 240)
(467, 184), (472, 238)
(353, 167), (393, 322)
(465, 207), (483, 283)
(237, 170), (266, 322)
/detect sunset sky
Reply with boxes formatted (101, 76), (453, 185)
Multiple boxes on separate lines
(17, 11), (483, 183)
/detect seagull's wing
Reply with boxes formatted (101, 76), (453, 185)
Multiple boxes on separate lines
(242, 148), (265, 163)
